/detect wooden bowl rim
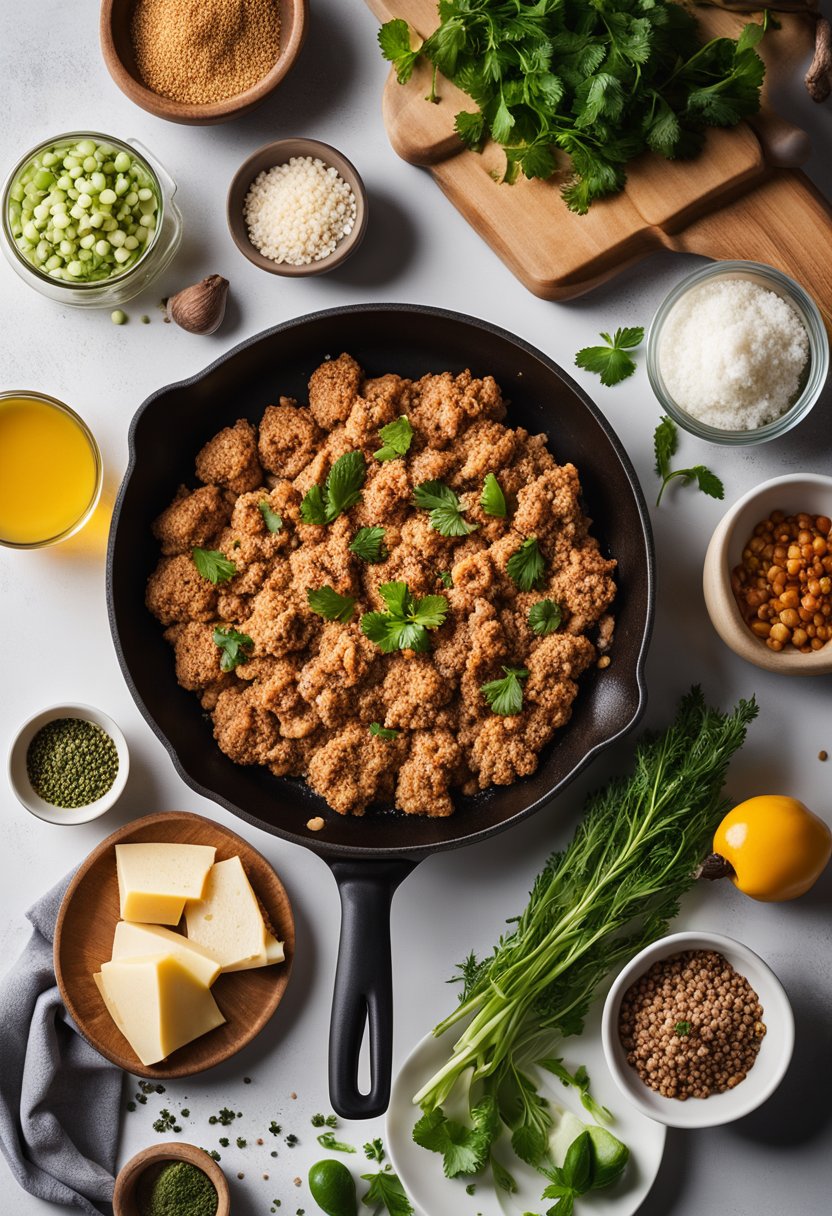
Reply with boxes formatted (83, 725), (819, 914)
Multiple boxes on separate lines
(113, 1141), (230, 1216)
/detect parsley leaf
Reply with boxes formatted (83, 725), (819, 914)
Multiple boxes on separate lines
(413, 479), (477, 537)
(412, 1096), (499, 1178)
(653, 414), (678, 480)
(258, 501), (283, 533)
(301, 450), (366, 524)
(213, 626), (253, 673)
(192, 547), (236, 585)
(378, 17), (422, 84)
(317, 1131), (356, 1153)
(480, 472), (507, 517)
(529, 599), (563, 636)
(360, 582), (448, 654)
(363, 1138), (386, 1163)
(306, 586), (356, 623)
(299, 483), (328, 525)
(374, 415), (413, 461)
(675, 1020), (692, 1036)
(653, 417), (725, 506)
(350, 526), (387, 564)
(369, 722), (399, 740)
(438, 571), (453, 589)
(506, 537), (545, 591)
(360, 1168), (413, 1216)
(481, 666), (529, 717)
(575, 327), (644, 387)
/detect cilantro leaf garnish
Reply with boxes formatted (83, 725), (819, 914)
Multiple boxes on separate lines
(300, 450), (366, 524)
(413, 480), (477, 537)
(575, 327), (644, 387)
(480, 472), (507, 517)
(258, 501), (283, 533)
(360, 1167), (413, 1216)
(412, 1095), (499, 1178)
(363, 1138), (386, 1163)
(193, 547), (237, 585)
(675, 1020), (692, 1037)
(378, 17), (422, 84)
(317, 1131), (356, 1153)
(506, 537), (545, 591)
(374, 415), (413, 461)
(360, 582), (448, 654)
(539, 1058), (612, 1124)
(307, 586), (356, 623)
(213, 625), (253, 672)
(528, 599), (563, 636)
(653, 416), (725, 506)
(438, 571), (453, 589)
(481, 666), (529, 717)
(350, 526), (387, 564)
(369, 722), (400, 740)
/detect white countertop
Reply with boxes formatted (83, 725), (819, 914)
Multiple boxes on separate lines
(1, 3), (831, 1215)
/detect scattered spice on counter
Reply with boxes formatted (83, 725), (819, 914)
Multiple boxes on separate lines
(152, 1108), (182, 1134)
(243, 157), (357, 265)
(131, 0), (281, 105)
(136, 1160), (218, 1216)
(619, 949), (766, 1099)
(26, 717), (118, 808)
(820, 750), (828, 762)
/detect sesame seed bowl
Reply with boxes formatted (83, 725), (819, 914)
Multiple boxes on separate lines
(601, 931), (794, 1128)
(226, 137), (368, 277)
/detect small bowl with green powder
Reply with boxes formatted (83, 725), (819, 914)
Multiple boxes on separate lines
(114, 1143), (229, 1216)
(8, 703), (129, 825)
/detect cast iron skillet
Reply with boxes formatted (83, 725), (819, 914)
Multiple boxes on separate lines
(107, 304), (655, 1118)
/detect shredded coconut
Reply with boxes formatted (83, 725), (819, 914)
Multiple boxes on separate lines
(243, 157), (357, 266)
(658, 277), (809, 431)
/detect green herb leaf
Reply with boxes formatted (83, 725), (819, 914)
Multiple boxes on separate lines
(412, 1096), (499, 1178)
(507, 537), (545, 591)
(369, 722), (400, 740)
(378, 18), (422, 84)
(539, 1059), (611, 1124)
(306, 586), (356, 623)
(192, 547), (237, 585)
(350, 526), (387, 564)
(317, 1131), (356, 1153)
(361, 582), (449, 654)
(481, 666), (529, 717)
(438, 571), (453, 589)
(675, 1020), (692, 1037)
(480, 472), (507, 517)
(575, 327), (644, 387)
(301, 450), (366, 525)
(212, 626), (254, 673)
(360, 1168), (414, 1216)
(528, 599), (562, 636)
(364, 1138), (386, 1163)
(374, 415), (414, 461)
(654, 418), (725, 506)
(259, 501), (283, 533)
(413, 479), (477, 537)
(653, 415), (678, 480)
(491, 1155), (518, 1194)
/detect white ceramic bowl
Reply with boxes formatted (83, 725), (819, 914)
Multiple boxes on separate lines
(8, 703), (129, 824)
(601, 931), (794, 1129)
(702, 473), (832, 676)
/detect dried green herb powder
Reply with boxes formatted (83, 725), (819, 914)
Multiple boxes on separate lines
(26, 717), (118, 807)
(136, 1160), (217, 1216)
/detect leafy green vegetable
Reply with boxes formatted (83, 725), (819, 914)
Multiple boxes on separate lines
(374, 415), (414, 461)
(361, 1167), (413, 1216)
(413, 1096), (498, 1178)
(307, 586), (356, 623)
(259, 501), (283, 533)
(541, 1130), (593, 1214)
(528, 599), (562, 636)
(480, 473), (507, 517)
(413, 479), (477, 537)
(301, 450), (366, 524)
(379, 4), (768, 212)
(480, 667), (529, 717)
(575, 327), (644, 387)
(653, 415), (725, 506)
(317, 1131), (357, 1153)
(350, 526), (387, 564)
(192, 547), (236, 584)
(212, 626), (253, 673)
(369, 722), (400, 740)
(506, 537), (545, 591)
(364, 1138), (386, 1163)
(361, 582), (449, 653)
(539, 1059), (611, 1124)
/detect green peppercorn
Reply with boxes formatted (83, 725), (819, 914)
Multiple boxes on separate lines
(26, 718), (118, 808)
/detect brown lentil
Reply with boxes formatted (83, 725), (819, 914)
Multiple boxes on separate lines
(131, 0), (281, 106)
(618, 950), (766, 1100)
(731, 510), (832, 653)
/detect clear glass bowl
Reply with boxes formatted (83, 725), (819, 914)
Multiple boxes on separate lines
(2, 131), (182, 308)
(646, 261), (829, 446)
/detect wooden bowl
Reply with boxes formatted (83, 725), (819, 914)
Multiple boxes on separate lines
(99, 0), (308, 125)
(226, 137), (368, 276)
(114, 1142), (230, 1216)
(55, 810), (294, 1077)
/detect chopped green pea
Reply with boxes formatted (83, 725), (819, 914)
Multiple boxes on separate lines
(111, 309), (128, 325)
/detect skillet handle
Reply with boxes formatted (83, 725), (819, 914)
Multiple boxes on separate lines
(327, 857), (416, 1119)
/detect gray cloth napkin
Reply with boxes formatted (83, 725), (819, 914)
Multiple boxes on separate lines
(0, 872), (121, 1214)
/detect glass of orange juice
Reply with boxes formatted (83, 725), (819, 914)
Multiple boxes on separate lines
(0, 391), (102, 548)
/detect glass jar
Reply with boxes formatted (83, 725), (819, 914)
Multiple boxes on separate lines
(2, 131), (182, 308)
(646, 261), (829, 446)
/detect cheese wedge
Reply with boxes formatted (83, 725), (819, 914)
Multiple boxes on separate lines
(98, 953), (225, 1066)
(185, 855), (283, 973)
(115, 842), (216, 924)
(111, 920), (221, 987)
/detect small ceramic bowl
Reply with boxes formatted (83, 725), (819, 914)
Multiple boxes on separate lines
(601, 931), (794, 1129)
(100, 0), (307, 125)
(703, 473), (832, 675)
(8, 703), (129, 824)
(113, 1142), (230, 1216)
(227, 137), (368, 276)
(646, 261), (828, 445)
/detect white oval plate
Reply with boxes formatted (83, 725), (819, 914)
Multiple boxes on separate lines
(387, 1002), (665, 1216)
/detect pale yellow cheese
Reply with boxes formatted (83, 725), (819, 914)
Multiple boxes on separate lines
(185, 855), (284, 973)
(98, 953), (225, 1066)
(115, 842), (216, 924)
(111, 920), (221, 987)
(93, 971), (127, 1037)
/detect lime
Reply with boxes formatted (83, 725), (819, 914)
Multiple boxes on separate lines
(308, 1159), (358, 1216)
(587, 1124), (630, 1189)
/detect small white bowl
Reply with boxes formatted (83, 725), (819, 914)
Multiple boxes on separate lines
(601, 931), (794, 1129)
(8, 703), (129, 825)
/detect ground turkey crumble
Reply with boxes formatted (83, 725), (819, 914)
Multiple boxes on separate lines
(146, 354), (616, 817)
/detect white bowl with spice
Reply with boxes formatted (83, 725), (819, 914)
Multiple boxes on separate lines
(646, 261), (828, 445)
(8, 703), (129, 825)
(601, 931), (794, 1129)
(703, 473), (832, 675)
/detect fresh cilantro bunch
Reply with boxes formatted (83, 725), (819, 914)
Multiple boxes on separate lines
(379, 2), (768, 212)
(361, 581), (449, 653)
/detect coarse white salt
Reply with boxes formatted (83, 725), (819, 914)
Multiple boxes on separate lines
(243, 156), (357, 266)
(658, 277), (810, 431)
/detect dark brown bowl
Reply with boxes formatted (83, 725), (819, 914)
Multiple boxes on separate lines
(100, 0), (308, 125)
(114, 1143), (230, 1216)
(227, 138), (368, 276)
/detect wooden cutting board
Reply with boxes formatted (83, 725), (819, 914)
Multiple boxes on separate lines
(365, 0), (832, 321)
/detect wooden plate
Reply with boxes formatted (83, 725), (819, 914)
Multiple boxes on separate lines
(55, 810), (294, 1077)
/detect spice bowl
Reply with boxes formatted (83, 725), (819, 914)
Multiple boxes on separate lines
(7, 703), (129, 825)
(226, 137), (368, 276)
(601, 931), (794, 1129)
(113, 1142), (230, 1216)
(646, 261), (829, 445)
(703, 473), (832, 675)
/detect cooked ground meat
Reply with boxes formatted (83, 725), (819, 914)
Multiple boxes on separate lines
(146, 354), (616, 817)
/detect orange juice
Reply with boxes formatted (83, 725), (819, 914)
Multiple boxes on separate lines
(0, 393), (101, 546)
